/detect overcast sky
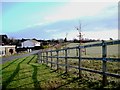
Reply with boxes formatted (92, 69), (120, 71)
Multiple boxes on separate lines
(1, 0), (119, 40)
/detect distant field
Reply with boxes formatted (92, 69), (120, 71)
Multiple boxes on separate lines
(64, 41), (119, 58)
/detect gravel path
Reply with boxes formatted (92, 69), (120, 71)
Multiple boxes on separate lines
(1, 50), (40, 64)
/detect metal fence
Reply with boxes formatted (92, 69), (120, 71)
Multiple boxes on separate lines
(38, 40), (120, 86)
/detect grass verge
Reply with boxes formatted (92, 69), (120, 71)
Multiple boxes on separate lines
(1, 55), (120, 89)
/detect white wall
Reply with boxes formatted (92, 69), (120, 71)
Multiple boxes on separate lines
(0, 46), (5, 56)
(35, 42), (40, 46)
(22, 41), (34, 48)
(0, 46), (16, 56)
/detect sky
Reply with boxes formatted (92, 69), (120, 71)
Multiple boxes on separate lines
(1, 0), (119, 40)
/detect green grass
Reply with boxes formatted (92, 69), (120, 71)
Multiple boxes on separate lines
(1, 51), (29, 58)
(1, 54), (120, 89)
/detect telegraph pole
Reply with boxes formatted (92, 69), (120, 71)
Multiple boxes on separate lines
(76, 21), (82, 46)
(66, 33), (68, 42)
(75, 21), (86, 55)
(65, 32), (68, 48)
(78, 22), (82, 45)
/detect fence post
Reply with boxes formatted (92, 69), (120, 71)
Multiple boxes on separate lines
(102, 40), (107, 86)
(37, 52), (39, 63)
(41, 50), (43, 63)
(78, 47), (82, 78)
(63, 49), (64, 54)
(76, 48), (78, 56)
(46, 52), (48, 64)
(42, 52), (44, 63)
(65, 49), (68, 73)
(51, 51), (53, 68)
(56, 51), (59, 70)
(38, 51), (41, 63)
(41, 52), (43, 63)
(43, 52), (45, 63)
(40, 52), (42, 63)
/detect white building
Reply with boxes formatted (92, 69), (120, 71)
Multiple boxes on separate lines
(0, 45), (16, 57)
(21, 40), (41, 48)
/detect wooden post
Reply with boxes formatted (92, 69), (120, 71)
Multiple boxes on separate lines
(65, 49), (68, 73)
(56, 51), (59, 70)
(84, 48), (87, 55)
(102, 40), (107, 86)
(46, 52), (48, 64)
(43, 52), (45, 63)
(39, 52), (41, 63)
(42, 52), (44, 63)
(63, 49), (64, 54)
(68, 49), (70, 54)
(51, 51), (53, 68)
(40, 52), (42, 63)
(41, 52), (43, 63)
(76, 48), (78, 56)
(78, 47), (82, 78)
(37, 52), (39, 62)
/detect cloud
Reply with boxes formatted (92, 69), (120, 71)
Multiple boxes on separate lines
(44, 29), (59, 33)
(44, 2), (116, 22)
(4, 2), (118, 40)
(52, 28), (118, 40)
(52, 30), (78, 40)
(25, 22), (44, 28)
(83, 29), (118, 40)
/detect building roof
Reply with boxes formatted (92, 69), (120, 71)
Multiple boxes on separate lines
(23, 39), (40, 43)
(0, 35), (8, 39)
(0, 45), (16, 48)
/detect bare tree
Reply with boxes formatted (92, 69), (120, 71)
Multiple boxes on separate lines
(75, 21), (86, 55)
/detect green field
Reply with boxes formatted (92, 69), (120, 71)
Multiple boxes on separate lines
(1, 54), (120, 89)
(64, 42), (119, 58)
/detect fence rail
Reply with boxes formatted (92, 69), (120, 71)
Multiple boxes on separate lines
(38, 40), (120, 86)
